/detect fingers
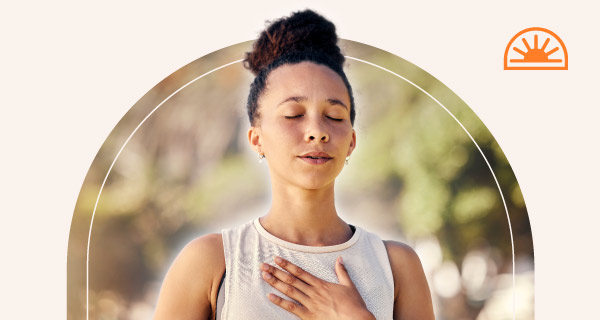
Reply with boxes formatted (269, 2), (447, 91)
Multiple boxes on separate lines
(261, 262), (310, 291)
(272, 256), (320, 287)
(266, 293), (309, 318)
(261, 264), (310, 304)
(334, 256), (354, 287)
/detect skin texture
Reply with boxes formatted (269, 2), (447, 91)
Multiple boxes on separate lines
(153, 62), (435, 319)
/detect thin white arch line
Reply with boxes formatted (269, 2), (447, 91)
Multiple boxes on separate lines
(345, 56), (516, 320)
(85, 58), (244, 320)
(85, 56), (517, 320)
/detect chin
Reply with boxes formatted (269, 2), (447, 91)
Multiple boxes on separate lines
(296, 176), (336, 190)
(272, 165), (341, 190)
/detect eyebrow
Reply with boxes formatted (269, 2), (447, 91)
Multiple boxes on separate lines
(327, 98), (348, 110)
(278, 96), (308, 106)
(278, 96), (348, 110)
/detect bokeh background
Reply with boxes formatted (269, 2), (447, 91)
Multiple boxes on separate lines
(68, 40), (534, 320)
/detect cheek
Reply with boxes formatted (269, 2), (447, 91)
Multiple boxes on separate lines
(332, 125), (353, 144)
(262, 121), (301, 151)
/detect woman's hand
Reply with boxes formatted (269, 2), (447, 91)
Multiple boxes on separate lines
(260, 256), (375, 320)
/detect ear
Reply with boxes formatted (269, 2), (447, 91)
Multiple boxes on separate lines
(248, 126), (263, 154)
(346, 129), (356, 157)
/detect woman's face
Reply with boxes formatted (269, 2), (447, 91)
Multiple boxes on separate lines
(248, 61), (356, 190)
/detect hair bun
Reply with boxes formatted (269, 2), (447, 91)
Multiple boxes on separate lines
(244, 9), (345, 75)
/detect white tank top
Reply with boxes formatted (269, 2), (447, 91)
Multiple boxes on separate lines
(216, 218), (395, 319)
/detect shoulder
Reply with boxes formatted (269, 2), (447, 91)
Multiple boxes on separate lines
(184, 233), (225, 263)
(383, 240), (423, 274)
(173, 233), (225, 283)
(153, 233), (225, 320)
(384, 240), (435, 320)
(383, 240), (426, 294)
(178, 233), (226, 291)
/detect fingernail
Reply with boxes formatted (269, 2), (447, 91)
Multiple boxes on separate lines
(261, 263), (269, 271)
(338, 256), (344, 265)
(267, 293), (275, 301)
(274, 256), (283, 264)
(262, 271), (272, 279)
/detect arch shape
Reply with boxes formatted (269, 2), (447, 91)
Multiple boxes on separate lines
(67, 40), (534, 320)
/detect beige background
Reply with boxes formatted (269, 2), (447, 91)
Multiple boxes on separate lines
(1, 0), (599, 319)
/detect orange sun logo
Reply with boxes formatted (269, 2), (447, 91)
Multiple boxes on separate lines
(504, 27), (568, 70)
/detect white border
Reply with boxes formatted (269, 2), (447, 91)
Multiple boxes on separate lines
(85, 57), (516, 320)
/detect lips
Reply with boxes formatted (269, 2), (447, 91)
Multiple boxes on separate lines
(299, 151), (333, 159)
(298, 151), (333, 165)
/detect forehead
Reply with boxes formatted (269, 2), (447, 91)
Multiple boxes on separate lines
(262, 62), (349, 103)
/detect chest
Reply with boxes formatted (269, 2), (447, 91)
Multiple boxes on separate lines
(220, 230), (395, 319)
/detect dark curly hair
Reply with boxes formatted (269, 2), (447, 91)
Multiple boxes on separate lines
(244, 9), (355, 126)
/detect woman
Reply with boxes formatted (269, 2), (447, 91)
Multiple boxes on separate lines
(153, 9), (434, 320)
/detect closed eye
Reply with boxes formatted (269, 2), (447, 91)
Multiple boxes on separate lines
(285, 115), (343, 121)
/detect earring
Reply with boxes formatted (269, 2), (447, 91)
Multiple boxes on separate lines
(258, 154), (265, 163)
(345, 156), (350, 166)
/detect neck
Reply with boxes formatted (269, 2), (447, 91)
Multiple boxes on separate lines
(260, 179), (353, 246)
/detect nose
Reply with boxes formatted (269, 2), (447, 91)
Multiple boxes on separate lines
(308, 133), (329, 142)
(304, 118), (329, 143)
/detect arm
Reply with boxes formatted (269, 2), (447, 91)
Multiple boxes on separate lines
(384, 240), (435, 320)
(153, 233), (225, 320)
